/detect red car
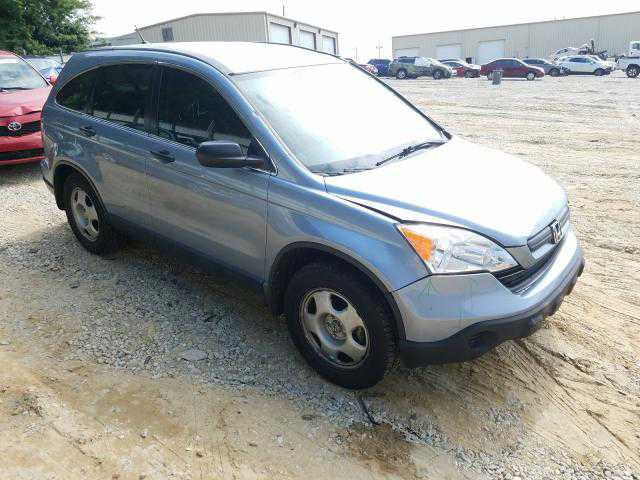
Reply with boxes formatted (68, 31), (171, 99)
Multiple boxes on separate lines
(0, 51), (53, 166)
(480, 58), (545, 81)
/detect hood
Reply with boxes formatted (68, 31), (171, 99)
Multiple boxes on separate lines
(0, 87), (50, 118)
(324, 137), (567, 247)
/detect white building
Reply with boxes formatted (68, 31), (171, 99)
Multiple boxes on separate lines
(108, 11), (339, 55)
(392, 11), (640, 64)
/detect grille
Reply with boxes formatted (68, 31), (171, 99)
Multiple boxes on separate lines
(0, 120), (41, 137)
(0, 148), (44, 162)
(494, 245), (559, 291)
(496, 208), (570, 292)
(528, 208), (570, 252)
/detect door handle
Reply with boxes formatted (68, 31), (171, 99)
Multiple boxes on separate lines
(79, 125), (96, 137)
(150, 149), (175, 163)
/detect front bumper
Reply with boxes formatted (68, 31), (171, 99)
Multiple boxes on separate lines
(394, 229), (584, 366)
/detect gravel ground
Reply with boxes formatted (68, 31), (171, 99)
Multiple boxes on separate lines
(1, 72), (639, 479)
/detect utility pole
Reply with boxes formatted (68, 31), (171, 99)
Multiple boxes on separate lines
(376, 41), (383, 58)
(282, 3), (285, 16)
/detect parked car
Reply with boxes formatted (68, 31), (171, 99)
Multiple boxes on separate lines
(0, 51), (52, 166)
(616, 55), (640, 78)
(388, 56), (453, 80)
(556, 55), (612, 76)
(441, 59), (481, 78)
(367, 58), (391, 76)
(522, 58), (567, 77)
(24, 56), (63, 79)
(480, 58), (545, 80)
(41, 42), (584, 389)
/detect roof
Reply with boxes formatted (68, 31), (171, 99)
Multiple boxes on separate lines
(393, 10), (640, 38)
(135, 11), (338, 35)
(100, 41), (342, 75)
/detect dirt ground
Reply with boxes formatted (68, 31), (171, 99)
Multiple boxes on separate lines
(1, 72), (639, 480)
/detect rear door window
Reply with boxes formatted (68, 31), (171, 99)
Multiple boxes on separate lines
(156, 67), (252, 152)
(57, 70), (96, 112)
(91, 64), (153, 131)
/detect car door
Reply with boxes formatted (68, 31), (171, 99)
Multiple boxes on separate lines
(144, 65), (271, 281)
(85, 63), (158, 226)
(411, 57), (427, 76)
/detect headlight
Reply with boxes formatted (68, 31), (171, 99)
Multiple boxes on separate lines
(397, 224), (517, 274)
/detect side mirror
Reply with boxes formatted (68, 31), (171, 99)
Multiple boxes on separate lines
(47, 74), (58, 86)
(196, 141), (265, 169)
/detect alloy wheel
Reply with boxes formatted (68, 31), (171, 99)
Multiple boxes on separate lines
(70, 186), (100, 241)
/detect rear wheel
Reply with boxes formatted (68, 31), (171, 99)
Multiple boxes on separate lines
(526, 72), (536, 81)
(63, 173), (121, 254)
(626, 65), (640, 78)
(549, 68), (560, 77)
(464, 70), (474, 78)
(396, 69), (407, 80)
(433, 69), (443, 80)
(284, 262), (397, 389)
(594, 68), (604, 76)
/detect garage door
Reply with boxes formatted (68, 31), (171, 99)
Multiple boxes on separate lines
(394, 48), (419, 59)
(322, 35), (337, 54)
(300, 30), (316, 50)
(477, 40), (505, 65)
(436, 44), (462, 60)
(269, 23), (291, 44)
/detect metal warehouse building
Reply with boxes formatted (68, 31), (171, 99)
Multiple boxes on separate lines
(108, 11), (339, 54)
(392, 11), (640, 64)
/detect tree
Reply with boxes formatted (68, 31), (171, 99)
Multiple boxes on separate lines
(0, 0), (97, 55)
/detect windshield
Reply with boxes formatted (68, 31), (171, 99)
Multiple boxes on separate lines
(26, 58), (61, 71)
(234, 63), (443, 173)
(0, 58), (47, 89)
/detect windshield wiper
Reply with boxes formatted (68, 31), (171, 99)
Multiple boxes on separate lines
(375, 141), (445, 167)
(311, 166), (375, 176)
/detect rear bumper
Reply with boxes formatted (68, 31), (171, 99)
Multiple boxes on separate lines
(399, 257), (583, 367)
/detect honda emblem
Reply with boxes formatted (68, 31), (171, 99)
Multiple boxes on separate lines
(550, 220), (562, 244)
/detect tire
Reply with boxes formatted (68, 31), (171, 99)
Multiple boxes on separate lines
(433, 69), (443, 80)
(63, 172), (121, 255)
(594, 68), (604, 76)
(284, 262), (397, 389)
(395, 69), (407, 80)
(549, 68), (560, 77)
(626, 65), (640, 78)
(526, 72), (536, 81)
(464, 70), (473, 78)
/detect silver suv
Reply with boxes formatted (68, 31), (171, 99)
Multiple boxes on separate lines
(41, 42), (584, 389)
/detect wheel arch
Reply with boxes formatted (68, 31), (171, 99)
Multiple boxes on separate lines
(267, 242), (406, 340)
(53, 162), (107, 214)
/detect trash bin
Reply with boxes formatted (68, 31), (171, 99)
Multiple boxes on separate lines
(492, 69), (503, 85)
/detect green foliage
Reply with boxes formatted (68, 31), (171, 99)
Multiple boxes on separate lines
(0, 0), (97, 55)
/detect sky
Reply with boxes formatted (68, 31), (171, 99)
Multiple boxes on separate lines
(91, 0), (639, 61)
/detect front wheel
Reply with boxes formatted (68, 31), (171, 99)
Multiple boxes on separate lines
(433, 69), (443, 80)
(626, 65), (639, 78)
(526, 72), (536, 81)
(284, 262), (397, 389)
(549, 68), (560, 77)
(395, 69), (407, 80)
(594, 68), (604, 76)
(464, 70), (474, 78)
